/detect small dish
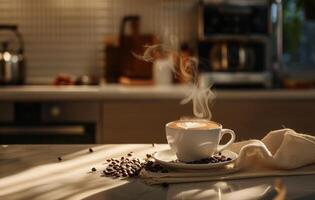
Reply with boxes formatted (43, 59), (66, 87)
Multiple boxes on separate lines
(152, 149), (238, 170)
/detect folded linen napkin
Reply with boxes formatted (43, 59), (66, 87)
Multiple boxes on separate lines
(140, 129), (315, 185)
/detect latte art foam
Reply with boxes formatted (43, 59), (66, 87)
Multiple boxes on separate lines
(177, 122), (208, 129)
(168, 120), (219, 130)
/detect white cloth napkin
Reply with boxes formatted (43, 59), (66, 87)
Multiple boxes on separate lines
(140, 129), (315, 185)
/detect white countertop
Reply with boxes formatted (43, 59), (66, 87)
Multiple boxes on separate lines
(0, 85), (315, 101)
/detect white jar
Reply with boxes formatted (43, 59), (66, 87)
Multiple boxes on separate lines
(153, 56), (173, 85)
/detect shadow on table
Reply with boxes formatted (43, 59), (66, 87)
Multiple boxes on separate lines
(82, 179), (167, 200)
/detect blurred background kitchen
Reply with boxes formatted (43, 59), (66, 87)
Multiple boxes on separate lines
(0, 0), (314, 144)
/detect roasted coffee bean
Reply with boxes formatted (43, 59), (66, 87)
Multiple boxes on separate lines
(127, 152), (133, 157)
(89, 148), (93, 153)
(131, 165), (137, 170)
(58, 157), (62, 161)
(91, 167), (97, 172)
(214, 156), (220, 159)
(226, 158), (232, 161)
(106, 159), (111, 162)
(146, 154), (152, 158)
(146, 160), (154, 166)
(104, 171), (111, 175)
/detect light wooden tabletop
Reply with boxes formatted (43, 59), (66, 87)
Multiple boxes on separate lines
(1, 145), (315, 200)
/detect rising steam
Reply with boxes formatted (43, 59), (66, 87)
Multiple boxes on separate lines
(135, 44), (215, 120)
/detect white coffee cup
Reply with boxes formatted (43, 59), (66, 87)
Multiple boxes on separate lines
(165, 120), (236, 162)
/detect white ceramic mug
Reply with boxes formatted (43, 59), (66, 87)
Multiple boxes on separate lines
(165, 120), (236, 162)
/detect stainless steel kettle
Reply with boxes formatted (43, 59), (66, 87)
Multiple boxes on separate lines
(0, 25), (25, 85)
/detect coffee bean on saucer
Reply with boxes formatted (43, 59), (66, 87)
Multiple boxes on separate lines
(146, 154), (152, 158)
(89, 148), (93, 153)
(91, 167), (97, 172)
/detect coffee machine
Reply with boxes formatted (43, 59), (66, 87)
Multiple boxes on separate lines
(198, 0), (280, 88)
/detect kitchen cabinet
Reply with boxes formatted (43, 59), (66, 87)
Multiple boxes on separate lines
(212, 99), (315, 141)
(100, 98), (315, 143)
(101, 99), (192, 143)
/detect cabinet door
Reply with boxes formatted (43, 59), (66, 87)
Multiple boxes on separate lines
(212, 99), (315, 140)
(102, 98), (315, 143)
(102, 99), (192, 143)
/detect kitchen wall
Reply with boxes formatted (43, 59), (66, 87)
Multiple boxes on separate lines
(0, 0), (198, 84)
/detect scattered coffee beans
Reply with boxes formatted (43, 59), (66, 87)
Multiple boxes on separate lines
(101, 153), (169, 179)
(171, 154), (232, 164)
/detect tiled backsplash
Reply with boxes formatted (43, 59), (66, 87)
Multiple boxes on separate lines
(0, 0), (197, 84)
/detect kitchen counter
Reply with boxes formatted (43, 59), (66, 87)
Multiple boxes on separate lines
(1, 144), (315, 200)
(0, 85), (315, 101)
(1, 85), (315, 143)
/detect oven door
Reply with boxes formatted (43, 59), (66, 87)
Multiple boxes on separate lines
(0, 101), (99, 144)
(0, 122), (95, 144)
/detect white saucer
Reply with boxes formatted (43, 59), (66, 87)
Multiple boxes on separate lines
(152, 149), (238, 170)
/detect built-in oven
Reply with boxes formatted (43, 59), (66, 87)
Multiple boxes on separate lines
(0, 102), (100, 144)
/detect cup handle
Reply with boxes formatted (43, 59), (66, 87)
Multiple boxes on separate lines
(217, 129), (235, 153)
